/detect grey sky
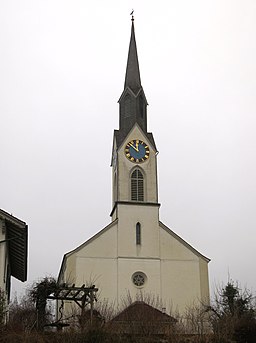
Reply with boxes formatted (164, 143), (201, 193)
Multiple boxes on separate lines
(1, 0), (256, 298)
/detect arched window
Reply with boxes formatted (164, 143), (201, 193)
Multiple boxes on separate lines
(136, 222), (141, 245)
(124, 94), (131, 118)
(131, 169), (144, 201)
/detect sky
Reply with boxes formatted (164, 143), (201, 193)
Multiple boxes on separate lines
(1, 0), (256, 299)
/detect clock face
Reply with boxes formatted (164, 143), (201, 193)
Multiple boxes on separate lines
(125, 139), (150, 163)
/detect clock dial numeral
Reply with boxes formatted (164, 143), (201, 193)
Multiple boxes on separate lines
(125, 139), (150, 163)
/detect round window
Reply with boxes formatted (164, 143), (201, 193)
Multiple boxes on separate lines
(132, 272), (147, 287)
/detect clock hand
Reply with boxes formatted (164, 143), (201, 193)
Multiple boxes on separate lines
(129, 143), (139, 152)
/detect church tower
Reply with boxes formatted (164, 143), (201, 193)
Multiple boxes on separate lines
(58, 18), (210, 316)
(111, 17), (158, 212)
(110, 18), (161, 266)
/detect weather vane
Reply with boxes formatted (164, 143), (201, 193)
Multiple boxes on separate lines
(130, 9), (134, 21)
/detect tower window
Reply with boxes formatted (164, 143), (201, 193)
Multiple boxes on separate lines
(136, 222), (141, 245)
(124, 94), (131, 118)
(139, 95), (144, 118)
(131, 169), (144, 201)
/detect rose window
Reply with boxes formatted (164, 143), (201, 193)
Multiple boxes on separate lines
(132, 272), (147, 287)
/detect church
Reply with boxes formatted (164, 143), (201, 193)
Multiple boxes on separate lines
(58, 18), (210, 316)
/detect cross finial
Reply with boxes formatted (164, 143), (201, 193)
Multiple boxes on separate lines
(130, 9), (134, 21)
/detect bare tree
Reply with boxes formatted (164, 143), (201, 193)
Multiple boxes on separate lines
(0, 288), (7, 328)
(8, 293), (37, 332)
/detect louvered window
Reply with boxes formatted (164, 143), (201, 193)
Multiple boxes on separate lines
(131, 169), (144, 201)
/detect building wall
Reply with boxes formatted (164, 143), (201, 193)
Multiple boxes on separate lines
(59, 121), (209, 317)
(0, 219), (7, 293)
(60, 219), (209, 315)
(117, 257), (161, 301)
(117, 204), (160, 258)
(159, 225), (209, 312)
(75, 222), (118, 302)
(59, 253), (76, 285)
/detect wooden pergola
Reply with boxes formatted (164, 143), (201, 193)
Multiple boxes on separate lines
(48, 283), (97, 310)
(46, 284), (98, 330)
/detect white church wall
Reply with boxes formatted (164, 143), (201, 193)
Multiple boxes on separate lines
(159, 225), (210, 312)
(76, 222), (118, 259)
(117, 258), (161, 302)
(117, 204), (160, 258)
(59, 216), (209, 315)
(199, 258), (210, 303)
(160, 226), (199, 260)
(161, 259), (202, 313)
(76, 256), (118, 303)
(60, 254), (76, 285)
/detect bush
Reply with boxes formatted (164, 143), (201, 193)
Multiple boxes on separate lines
(208, 281), (256, 343)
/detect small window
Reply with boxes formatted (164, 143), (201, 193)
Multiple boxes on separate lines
(136, 222), (141, 245)
(131, 169), (144, 201)
(139, 95), (144, 118)
(124, 94), (131, 118)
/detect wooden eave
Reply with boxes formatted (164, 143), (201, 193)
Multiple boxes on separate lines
(0, 209), (28, 282)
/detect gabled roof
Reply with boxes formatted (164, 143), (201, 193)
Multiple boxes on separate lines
(113, 124), (157, 153)
(0, 209), (28, 282)
(160, 221), (210, 262)
(110, 301), (177, 336)
(112, 301), (176, 323)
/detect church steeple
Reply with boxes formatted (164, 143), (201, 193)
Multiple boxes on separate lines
(124, 19), (141, 94)
(118, 18), (148, 133)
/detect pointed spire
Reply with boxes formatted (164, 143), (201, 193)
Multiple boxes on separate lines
(124, 18), (141, 93)
(118, 16), (148, 134)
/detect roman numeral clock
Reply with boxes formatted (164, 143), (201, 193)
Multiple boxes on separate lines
(125, 139), (150, 163)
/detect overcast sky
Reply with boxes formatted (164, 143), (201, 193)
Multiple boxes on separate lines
(1, 1), (256, 299)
